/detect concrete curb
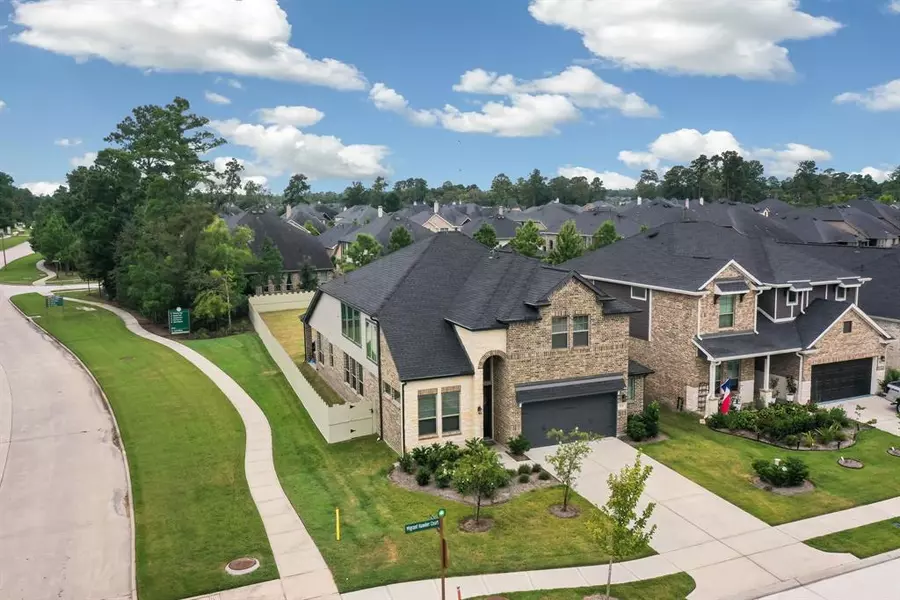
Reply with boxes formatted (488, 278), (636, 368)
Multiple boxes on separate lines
(7, 295), (139, 600)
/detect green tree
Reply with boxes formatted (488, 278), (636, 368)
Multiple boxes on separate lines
(304, 220), (320, 235)
(661, 165), (691, 199)
(521, 169), (548, 207)
(473, 223), (498, 248)
(253, 236), (283, 291)
(546, 428), (595, 512)
(453, 440), (508, 524)
(510, 220), (543, 257)
(343, 181), (368, 207)
(194, 217), (254, 329)
(387, 225), (413, 253)
(589, 452), (657, 599)
(490, 173), (514, 206)
(547, 220), (584, 264)
(193, 285), (230, 326)
(635, 169), (659, 199)
(591, 220), (621, 249)
(222, 159), (244, 207)
(284, 173), (310, 206)
(299, 263), (318, 291)
(345, 233), (382, 269)
(590, 177), (607, 202)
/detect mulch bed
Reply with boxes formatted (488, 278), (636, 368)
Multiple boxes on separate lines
(751, 477), (816, 496)
(507, 452), (529, 462)
(626, 433), (670, 447)
(549, 504), (581, 519)
(389, 467), (557, 506)
(711, 427), (858, 451)
(459, 517), (494, 533)
(888, 448), (900, 458)
(838, 458), (864, 469)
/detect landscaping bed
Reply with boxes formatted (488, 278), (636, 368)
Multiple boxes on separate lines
(642, 408), (900, 524)
(186, 333), (655, 592)
(805, 517), (900, 558)
(470, 572), (696, 600)
(12, 294), (277, 600)
(705, 402), (856, 450)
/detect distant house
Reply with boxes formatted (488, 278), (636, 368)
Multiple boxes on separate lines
(460, 210), (521, 246)
(230, 210), (334, 292)
(334, 205), (380, 225)
(409, 202), (471, 232)
(334, 209), (433, 261)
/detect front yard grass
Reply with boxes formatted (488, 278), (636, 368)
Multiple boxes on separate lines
(806, 517), (900, 558)
(472, 573), (696, 600)
(642, 409), (900, 525)
(185, 333), (655, 592)
(12, 294), (277, 600)
(1, 233), (30, 249)
(0, 252), (43, 284)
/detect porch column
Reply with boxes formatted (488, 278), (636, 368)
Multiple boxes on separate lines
(763, 354), (771, 388)
(708, 361), (719, 416)
(797, 353), (806, 404)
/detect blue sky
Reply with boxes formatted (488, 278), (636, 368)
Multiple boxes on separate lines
(1, 0), (899, 195)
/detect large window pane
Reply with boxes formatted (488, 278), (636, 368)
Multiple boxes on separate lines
(442, 391), (460, 433)
(419, 393), (437, 436)
(365, 320), (378, 362)
(552, 316), (568, 349)
(718, 295), (735, 328)
(573, 315), (589, 347)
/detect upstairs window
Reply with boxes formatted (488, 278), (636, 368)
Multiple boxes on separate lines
(786, 290), (799, 306)
(843, 321), (853, 334)
(835, 286), (847, 302)
(630, 286), (648, 301)
(718, 295), (735, 328)
(365, 319), (378, 363)
(551, 317), (568, 349)
(341, 303), (361, 345)
(382, 382), (401, 406)
(572, 315), (589, 347)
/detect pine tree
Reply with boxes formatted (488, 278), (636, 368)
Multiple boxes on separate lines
(591, 220), (621, 249)
(547, 220), (584, 264)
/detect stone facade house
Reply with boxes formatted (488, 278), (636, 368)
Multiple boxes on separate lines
(565, 222), (894, 414)
(302, 233), (647, 454)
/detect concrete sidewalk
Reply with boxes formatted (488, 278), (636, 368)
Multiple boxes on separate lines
(60, 297), (339, 600)
(0, 240), (34, 267)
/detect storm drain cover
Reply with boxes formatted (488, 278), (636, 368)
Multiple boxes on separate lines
(225, 557), (260, 576)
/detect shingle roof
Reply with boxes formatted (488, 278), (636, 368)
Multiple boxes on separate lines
(235, 210), (332, 272)
(628, 360), (654, 376)
(316, 222), (359, 249)
(460, 215), (521, 239)
(795, 300), (851, 347)
(339, 215), (434, 248)
(313, 233), (635, 381)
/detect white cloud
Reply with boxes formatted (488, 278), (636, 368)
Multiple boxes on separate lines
(0, 100), (6, 112)
(858, 167), (893, 183)
(70, 151), (98, 168)
(207, 157), (270, 193)
(528, 0), (841, 80)
(256, 105), (324, 127)
(890, 1), (900, 14)
(834, 79), (900, 112)
(454, 66), (659, 117)
(54, 138), (82, 147)
(210, 118), (389, 181)
(368, 83), (439, 126)
(12, 0), (366, 91)
(21, 181), (64, 195)
(557, 166), (637, 189)
(617, 150), (659, 170)
(216, 76), (243, 89)
(620, 129), (831, 177)
(204, 91), (231, 105)
(438, 94), (580, 137)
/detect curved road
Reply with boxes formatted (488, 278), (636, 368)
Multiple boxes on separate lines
(0, 283), (132, 600)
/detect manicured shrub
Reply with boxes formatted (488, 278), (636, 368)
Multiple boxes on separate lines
(538, 470), (551, 481)
(752, 457), (809, 487)
(531, 462), (542, 473)
(642, 401), (661, 438)
(505, 468), (517, 478)
(783, 434), (800, 449)
(626, 414), (648, 441)
(415, 469), (432, 486)
(517, 463), (532, 475)
(710, 403), (847, 443)
(705, 413), (727, 429)
(518, 473), (531, 483)
(507, 434), (531, 456)
(434, 465), (453, 489)
(398, 453), (415, 474)
(410, 446), (429, 467)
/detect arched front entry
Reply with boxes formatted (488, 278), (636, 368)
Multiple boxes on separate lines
(478, 351), (508, 441)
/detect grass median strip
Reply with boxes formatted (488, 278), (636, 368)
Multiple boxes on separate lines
(11, 294), (277, 600)
(471, 572), (696, 600)
(806, 517), (900, 558)
(0, 253), (43, 284)
(1, 234), (30, 250)
(643, 409), (900, 524)
(185, 333), (654, 592)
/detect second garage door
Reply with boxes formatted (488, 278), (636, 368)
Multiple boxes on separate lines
(811, 358), (872, 403)
(521, 393), (617, 447)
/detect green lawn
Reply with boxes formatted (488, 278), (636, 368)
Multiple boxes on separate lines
(472, 573), (696, 600)
(1, 234), (30, 249)
(0, 252), (43, 284)
(11, 294), (277, 600)
(806, 517), (900, 558)
(185, 333), (654, 592)
(260, 309), (306, 362)
(642, 410), (900, 524)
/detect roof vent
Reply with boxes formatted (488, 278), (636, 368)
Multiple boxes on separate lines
(647, 231), (659, 239)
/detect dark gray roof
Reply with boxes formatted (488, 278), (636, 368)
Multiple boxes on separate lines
(768, 213), (859, 244)
(460, 215), (521, 239)
(628, 360), (654, 376)
(311, 233), (635, 381)
(288, 204), (328, 233)
(716, 280), (750, 294)
(849, 199), (900, 230)
(334, 205), (379, 224)
(339, 215), (434, 248)
(564, 221), (862, 291)
(755, 198), (794, 214)
(234, 210), (332, 272)
(795, 299), (851, 347)
(516, 373), (625, 405)
(316, 222), (358, 249)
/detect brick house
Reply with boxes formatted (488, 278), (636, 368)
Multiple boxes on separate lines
(302, 233), (648, 453)
(565, 222), (894, 413)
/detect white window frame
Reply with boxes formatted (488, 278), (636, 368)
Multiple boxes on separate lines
(365, 319), (378, 363)
(835, 286), (847, 302)
(551, 316), (568, 349)
(630, 286), (648, 301)
(572, 315), (589, 347)
(441, 390), (461, 434)
(343, 354), (364, 396)
(341, 303), (362, 346)
(718, 295), (735, 328)
(786, 290), (799, 306)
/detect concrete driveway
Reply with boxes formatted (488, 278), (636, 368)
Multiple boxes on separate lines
(827, 395), (900, 438)
(0, 286), (132, 600)
(528, 438), (856, 600)
(0, 240), (35, 267)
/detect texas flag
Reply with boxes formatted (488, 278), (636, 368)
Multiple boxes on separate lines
(720, 379), (734, 414)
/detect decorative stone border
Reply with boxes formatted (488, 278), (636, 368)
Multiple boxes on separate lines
(838, 457), (864, 469)
(888, 448), (900, 458)
(225, 557), (260, 576)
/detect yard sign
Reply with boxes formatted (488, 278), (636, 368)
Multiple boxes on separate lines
(168, 307), (191, 335)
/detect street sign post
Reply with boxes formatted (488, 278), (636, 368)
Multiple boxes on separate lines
(168, 307), (191, 335)
(404, 509), (448, 600)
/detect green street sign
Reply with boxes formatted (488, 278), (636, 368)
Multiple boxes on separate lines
(404, 518), (439, 534)
(168, 307), (191, 335)
(45, 295), (64, 307)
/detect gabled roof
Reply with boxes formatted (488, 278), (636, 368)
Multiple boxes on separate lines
(460, 215), (521, 239)
(316, 221), (359, 249)
(234, 210), (332, 272)
(311, 233), (635, 381)
(339, 215), (434, 248)
(755, 198), (794, 214)
(334, 205), (379, 224)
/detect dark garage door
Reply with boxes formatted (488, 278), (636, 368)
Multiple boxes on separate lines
(811, 358), (872, 403)
(521, 393), (617, 447)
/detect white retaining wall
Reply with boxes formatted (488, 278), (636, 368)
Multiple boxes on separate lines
(250, 292), (317, 314)
(248, 296), (374, 443)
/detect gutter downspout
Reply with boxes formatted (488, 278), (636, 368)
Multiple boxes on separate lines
(796, 351), (805, 404)
(376, 320), (383, 442)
